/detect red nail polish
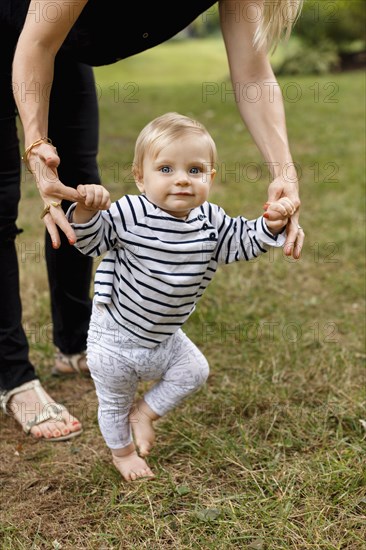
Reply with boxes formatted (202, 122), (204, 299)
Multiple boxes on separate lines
(263, 213), (269, 219)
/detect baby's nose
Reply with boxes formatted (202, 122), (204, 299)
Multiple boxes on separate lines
(175, 173), (190, 185)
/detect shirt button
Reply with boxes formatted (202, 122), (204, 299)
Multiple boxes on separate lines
(202, 223), (208, 230)
(198, 214), (205, 221)
(143, 32), (149, 38)
(209, 232), (216, 240)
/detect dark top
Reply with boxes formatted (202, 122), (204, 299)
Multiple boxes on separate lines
(1, 0), (217, 66)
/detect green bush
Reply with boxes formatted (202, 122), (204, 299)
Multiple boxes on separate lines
(277, 40), (340, 75)
(277, 1), (365, 75)
(294, 0), (366, 52)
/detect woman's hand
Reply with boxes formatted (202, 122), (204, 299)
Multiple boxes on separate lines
(266, 175), (304, 259)
(25, 141), (86, 248)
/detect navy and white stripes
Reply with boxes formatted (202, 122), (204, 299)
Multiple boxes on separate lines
(68, 194), (284, 347)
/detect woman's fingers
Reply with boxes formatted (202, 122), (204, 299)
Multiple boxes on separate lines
(267, 176), (285, 202)
(294, 226), (305, 259)
(38, 142), (60, 169)
(39, 176), (85, 204)
(284, 214), (305, 258)
(266, 175), (303, 259)
(267, 176), (300, 210)
(27, 149), (83, 203)
(26, 144), (96, 246)
(28, 141), (108, 244)
(41, 184), (110, 248)
(43, 205), (77, 247)
(265, 197), (304, 259)
(43, 213), (62, 249)
(36, 170), (81, 202)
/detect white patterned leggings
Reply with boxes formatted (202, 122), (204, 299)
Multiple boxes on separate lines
(87, 304), (209, 449)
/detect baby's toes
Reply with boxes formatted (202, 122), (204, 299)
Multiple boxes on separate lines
(140, 467), (154, 479)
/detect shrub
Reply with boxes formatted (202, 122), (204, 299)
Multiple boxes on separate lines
(277, 40), (341, 75)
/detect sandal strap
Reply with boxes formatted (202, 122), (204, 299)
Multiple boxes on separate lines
(0, 379), (44, 415)
(54, 350), (86, 374)
(0, 379), (66, 434)
(24, 402), (65, 434)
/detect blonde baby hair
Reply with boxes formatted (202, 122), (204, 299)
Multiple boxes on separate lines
(132, 112), (217, 180)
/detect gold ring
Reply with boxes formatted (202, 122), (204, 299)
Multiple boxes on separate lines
(40, 204), (51, 219)
(40, 201), (62, 219)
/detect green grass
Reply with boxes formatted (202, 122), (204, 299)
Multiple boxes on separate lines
(1, 37), (365, 549)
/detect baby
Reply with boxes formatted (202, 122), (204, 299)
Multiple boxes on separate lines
(67, 112), (295, 481)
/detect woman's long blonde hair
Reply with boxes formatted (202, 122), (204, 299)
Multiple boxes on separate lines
(254, 0), (304, 52)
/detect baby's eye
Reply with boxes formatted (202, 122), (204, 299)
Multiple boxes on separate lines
(190, 167), (201, 174)
(160, 166), (172, 173)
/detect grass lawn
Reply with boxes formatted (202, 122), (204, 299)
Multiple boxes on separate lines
(1, 37), (365, 549)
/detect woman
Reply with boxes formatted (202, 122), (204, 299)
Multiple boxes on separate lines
(0, 0), (304, 441)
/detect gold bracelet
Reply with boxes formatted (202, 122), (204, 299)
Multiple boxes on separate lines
(22, 137), (53, 172)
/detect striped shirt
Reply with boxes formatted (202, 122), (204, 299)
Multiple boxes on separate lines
(68, 194), (285, 348)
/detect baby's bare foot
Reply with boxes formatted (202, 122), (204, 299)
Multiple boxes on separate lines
(129, 399), (159, 457)
(112, 445), (154, 481)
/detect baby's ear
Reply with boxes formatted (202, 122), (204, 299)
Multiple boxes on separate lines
(135, 179), (145, 193)
(132, 165), (144, 192)
(210, 168), (216, 185)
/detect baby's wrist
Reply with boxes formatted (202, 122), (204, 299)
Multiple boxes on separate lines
(264, 220), (287, 235)
(73, 203), (98, 223)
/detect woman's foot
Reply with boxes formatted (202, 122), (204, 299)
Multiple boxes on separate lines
(112, 444), (154, 481)
(129, 399), (159, 457)
(7, 383), (82, 440)
(52, 349), (90, 377)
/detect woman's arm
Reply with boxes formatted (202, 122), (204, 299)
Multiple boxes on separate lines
(12, 0), (89, 247)
(219, 0), (304, 258)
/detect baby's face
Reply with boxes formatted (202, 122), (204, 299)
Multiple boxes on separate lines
(136, 135), (215, 218)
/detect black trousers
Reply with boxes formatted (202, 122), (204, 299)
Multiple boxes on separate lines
(0, 30), (100, 391)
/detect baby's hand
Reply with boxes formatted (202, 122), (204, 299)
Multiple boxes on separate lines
(76, 184), (111, 212)
(72, 184), (111, 224)
(263, 197), (296, 233)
